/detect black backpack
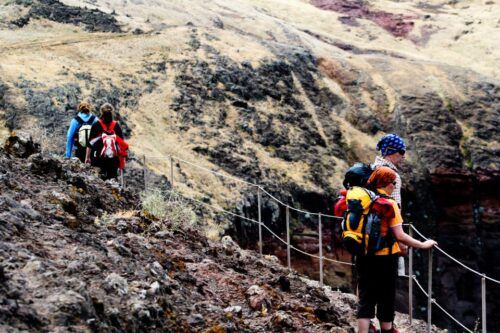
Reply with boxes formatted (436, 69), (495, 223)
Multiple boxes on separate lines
(342, 163), (373, 189)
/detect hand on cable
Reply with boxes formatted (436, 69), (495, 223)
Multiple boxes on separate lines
(421, 240), (438, 249)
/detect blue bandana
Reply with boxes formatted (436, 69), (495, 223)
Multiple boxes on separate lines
(376, 134), (406, 156)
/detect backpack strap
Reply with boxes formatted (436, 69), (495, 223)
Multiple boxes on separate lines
(75, 116), (84, 125)
(73, 116), (84, 143)
(87, 115), (96, 125)
(99, 119), (116, 133)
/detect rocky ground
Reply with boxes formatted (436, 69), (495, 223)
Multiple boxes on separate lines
(0, 135), (448, 332)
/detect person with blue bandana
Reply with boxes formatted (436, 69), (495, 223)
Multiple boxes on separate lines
(372, 134), (408, 290)
(372, 134), (406, 206)
(65, 102), (98, 162)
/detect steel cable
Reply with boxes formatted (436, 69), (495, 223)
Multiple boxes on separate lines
(410, 225), (500, 284)
(412, 276), (473, 333)
(171, 188), (352, 266)
(257, 185), (343, 220)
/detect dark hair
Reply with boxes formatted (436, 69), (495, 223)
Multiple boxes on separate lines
(100, 103), (114, 124)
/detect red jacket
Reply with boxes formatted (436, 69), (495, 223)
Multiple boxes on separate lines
(115, 135), (129, 170)
(334, 189), (347, 217)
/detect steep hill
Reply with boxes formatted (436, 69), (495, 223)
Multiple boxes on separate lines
(0, 0), (498, 331)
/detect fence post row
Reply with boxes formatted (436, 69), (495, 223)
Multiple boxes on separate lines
(319, 213), (324, 287)
(286, 207), (291, 269)
(409, 225), (414, 325)
(257, 186), (263, 255)
(427, 248), (433, 333)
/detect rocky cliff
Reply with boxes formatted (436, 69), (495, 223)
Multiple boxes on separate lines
(0, 0), (498, 331)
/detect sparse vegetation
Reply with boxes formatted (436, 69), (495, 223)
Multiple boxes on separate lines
(28, 123), (51, 154)
(94, 211), (115, 227)
(140, 188), (197, 229)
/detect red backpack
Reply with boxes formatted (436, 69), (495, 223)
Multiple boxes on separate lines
(99, 120), (118, 158)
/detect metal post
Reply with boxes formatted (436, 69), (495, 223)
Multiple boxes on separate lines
(409, 226), (414, 325)
(286, 207), (291, 269)
(482, 275), (486, 333)
(257, 186), (262, 255)
(170, 155), (174, 188)
(319, 213), (324, 287)
(120, 169), (124, 190)
(143, 155), (147, 190)
(427, 248), (433, 333)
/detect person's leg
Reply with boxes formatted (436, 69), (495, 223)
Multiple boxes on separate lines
(376, 256), (398, 332)
(358, 318), (370, 333)
(75, 146), (85, 162)
(107, 157), (119, 179)
(100, 158), (112, 180)
(357, 256), (377, 333)
(99, 157), (119, 180)
(380, 322), (393, 331)
(107, 166), (118, 179)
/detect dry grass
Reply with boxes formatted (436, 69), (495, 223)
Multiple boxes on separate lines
(27, 122), (53, 154)
(94, 211), (115, 227)
(140, 188), (197, 229)
(139, 187), (225, 240)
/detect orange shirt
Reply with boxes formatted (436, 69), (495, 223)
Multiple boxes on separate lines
(375, 189), (402, 255)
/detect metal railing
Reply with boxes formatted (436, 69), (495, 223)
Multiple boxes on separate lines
(129, 154), (498, 332)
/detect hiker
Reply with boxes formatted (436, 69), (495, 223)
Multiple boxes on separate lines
(372, 133), (408, 276)
(65, 102), (97, 162)
(372, 134), (406, 207)
(356, 166), (437, 333)
(85, 103), (128, 180)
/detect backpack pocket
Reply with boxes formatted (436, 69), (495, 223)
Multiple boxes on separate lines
(365, 213), (383, 255)
(342, 231), (363, 255)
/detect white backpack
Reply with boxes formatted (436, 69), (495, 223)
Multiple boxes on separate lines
(75, 115), (95, 147)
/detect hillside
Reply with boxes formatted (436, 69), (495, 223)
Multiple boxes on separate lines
(0, 134), (448, 332)
(0, 0), (498, 331)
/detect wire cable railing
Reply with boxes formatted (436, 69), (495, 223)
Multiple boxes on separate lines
(410, 224), (500, 284)
(257, 185), (342, 220)
(411, 274), (474, 333)
(174, 187), (353, 266)
(134, 153), (497, 333)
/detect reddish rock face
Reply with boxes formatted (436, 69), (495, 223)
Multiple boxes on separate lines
(311, 0), (416, 37)
(397, 86), (499, 330)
